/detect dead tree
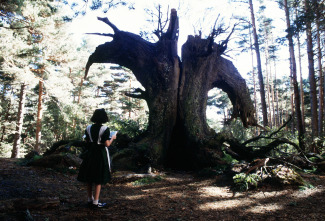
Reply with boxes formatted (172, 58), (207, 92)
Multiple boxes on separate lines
(85, 9), (256, 170)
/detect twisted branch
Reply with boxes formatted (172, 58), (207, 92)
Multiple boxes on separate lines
(97, 17), (120, 33)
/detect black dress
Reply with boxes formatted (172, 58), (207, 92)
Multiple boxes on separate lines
(77, 123), (111, 185)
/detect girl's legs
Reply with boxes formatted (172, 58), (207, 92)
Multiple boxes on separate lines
(93, 184), (101, 204)
(87, 183), (94, 203)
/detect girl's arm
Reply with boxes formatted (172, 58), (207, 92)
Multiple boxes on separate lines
(105, 135), (117, 147)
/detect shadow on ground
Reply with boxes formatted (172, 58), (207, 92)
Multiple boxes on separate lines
(0, 158), (324, 221)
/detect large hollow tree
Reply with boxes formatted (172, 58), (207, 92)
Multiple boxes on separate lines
(85, 9), (257, 170)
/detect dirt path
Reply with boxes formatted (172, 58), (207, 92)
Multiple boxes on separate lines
(1, 158), (325, 220)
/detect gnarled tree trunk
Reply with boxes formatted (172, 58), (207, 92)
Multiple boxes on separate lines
(85, 9), (256, 169)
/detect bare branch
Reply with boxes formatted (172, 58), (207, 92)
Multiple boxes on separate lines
(242, 115), (292, 146)
(208, 14), (223, 40)
(268, 115), (292, 138)
(157, 5), (162, 38)
(241, 132), (264, 146)
(206, 15), (228, 55)
(149, 4), (170, 39)
(97, 17), (120, 33)
(162, 5), (169, 32)
(125, 88), (147, 99)
(85, 32), (114, 37)
(125, 93), (145, 99)
(219, 24), (236, 49)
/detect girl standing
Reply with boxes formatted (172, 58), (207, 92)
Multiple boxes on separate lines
(77, 109), (116, 208)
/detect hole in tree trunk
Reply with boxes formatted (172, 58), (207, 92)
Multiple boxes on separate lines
(206, 88), (231, 131)
(95, 64), (149, 135)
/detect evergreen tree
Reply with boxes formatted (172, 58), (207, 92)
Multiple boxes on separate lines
(304, 0), (318, 138)
(248, 0), (268, 127)
(282, 0), (305, 149)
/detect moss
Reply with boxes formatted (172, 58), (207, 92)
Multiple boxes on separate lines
(272, 165), (305, 185)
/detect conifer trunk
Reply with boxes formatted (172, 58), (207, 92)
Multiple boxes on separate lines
(35, 80), (43, 153)
(273, 58), (279, 127)
(249, 25), (258, 133)
(315, 2), (323, 136)
(284, 0), (304, 148)
(248, 0), (268, 127)
(297, 30), (306, 131)
(11, 83), (26, 158)
(305, 0), (318, 138)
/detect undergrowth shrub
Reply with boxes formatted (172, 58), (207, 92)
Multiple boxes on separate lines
(132, 176), (163, 186)
(233, 173), (262, 191)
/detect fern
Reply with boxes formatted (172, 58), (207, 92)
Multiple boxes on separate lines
(233, 173), (262, 191)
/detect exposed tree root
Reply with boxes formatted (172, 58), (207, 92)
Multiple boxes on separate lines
(222, 116), (325, 171)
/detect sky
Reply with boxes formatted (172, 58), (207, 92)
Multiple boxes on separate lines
(71, 0), (236, 46)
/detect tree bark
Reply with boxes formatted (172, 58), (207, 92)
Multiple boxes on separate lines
(273, 56), (279, 128)
(305, 0), (318, 138)
(11, 83), (26, 158)
(270, 43), (276, 128)
(249, 25), (258, 133)
(284, 0), (305, 149)
(291, 92), (295, 133)
(169, 35), (256, 168)
(85, 10), (256, 169)
(296, 28), (306, 132)
(249, 0), (268, 127)
(270, 34), (279, 128)
(86, 11), (180, 166)
(263, 21), (272, 128)
(35, 80), (43, 153)
(314, 0), (323, 136)
(265, 45), (271, 128)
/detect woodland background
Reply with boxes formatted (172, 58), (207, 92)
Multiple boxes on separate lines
(0, 0), (324, 164)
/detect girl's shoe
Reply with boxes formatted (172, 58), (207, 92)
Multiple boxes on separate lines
(92, 202), (107, 208)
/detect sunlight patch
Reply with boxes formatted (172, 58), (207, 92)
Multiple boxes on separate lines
(142, 187), (170, 192)
(167, 192), (186, 198)
(199, 186), (233, 198)
(291, 187), (323, 198)
(247, 204), (283, 213)
(125, 194), (147, 200)
(199, 199), (254, 210)
(143, 189), (187, 198)
(248, 190), (291, 199)
(166, 176), (193, 182)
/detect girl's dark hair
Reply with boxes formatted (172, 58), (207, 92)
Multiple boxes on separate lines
(90, 109), (108, 124)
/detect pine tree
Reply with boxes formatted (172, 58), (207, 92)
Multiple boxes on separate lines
(11, 83), (26, 158)
(304, 0), (318, 138)
(248, 0), (268, 127)
(295, 16), (306, 131)
(313, 0), (324, 136)
(283, 0), (305, 148)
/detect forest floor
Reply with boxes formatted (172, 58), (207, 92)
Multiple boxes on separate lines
(1, 158), (325, 221)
